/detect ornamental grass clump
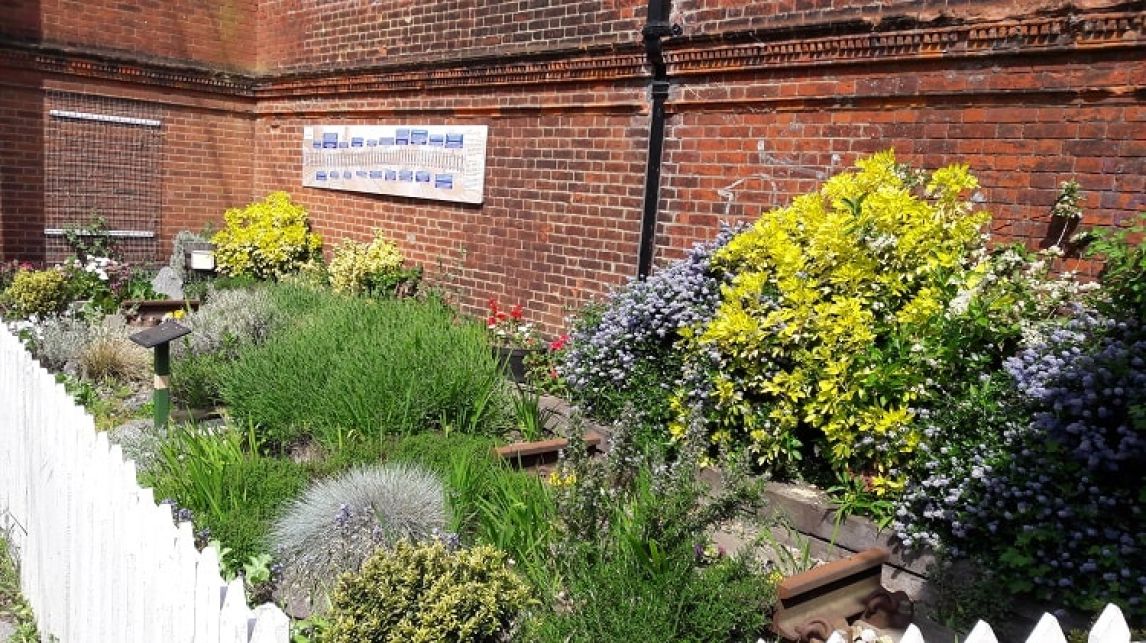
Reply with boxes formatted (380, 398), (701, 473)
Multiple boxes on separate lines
(212, 192), (322, 280)
(327, 540), (532, 643)
(273, 463), (448, 607)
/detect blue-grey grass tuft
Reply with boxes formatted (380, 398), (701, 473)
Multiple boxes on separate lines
(271, 462), (447, 609)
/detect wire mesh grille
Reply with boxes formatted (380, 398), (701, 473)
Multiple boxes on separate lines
(44, 91), (165, 264)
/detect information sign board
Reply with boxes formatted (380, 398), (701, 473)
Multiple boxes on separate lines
(302, 124), (488, 204)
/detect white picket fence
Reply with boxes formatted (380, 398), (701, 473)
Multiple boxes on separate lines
(826, 602), (1134, 643)
(0, 326), (290, 643)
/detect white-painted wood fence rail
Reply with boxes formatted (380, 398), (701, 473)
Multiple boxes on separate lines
(0, 326), (290, 642)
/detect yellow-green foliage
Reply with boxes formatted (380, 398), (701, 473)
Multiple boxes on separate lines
(328, 541), (533, 643)
(684, 151), (989, 487)
(0, 268), (69, 318)
(212, 192), (322, 280)
(328, 230), (404, 295)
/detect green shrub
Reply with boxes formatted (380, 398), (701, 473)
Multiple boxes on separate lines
(1086, 211), (1146, 318)
(329, 230), (419, 297)
(218, 285), (508, 445)
(170, 352), (230, 409)
(142, 424), (306, 567)
(522, 413), (772, 641)
(0, 268), (70, 318)
(173, 286), (279, 359)
(212, 192), (322, 280)
(272, 463), (447, 604)
(327, 540), (532, 643)
(529, 554), (772, 643)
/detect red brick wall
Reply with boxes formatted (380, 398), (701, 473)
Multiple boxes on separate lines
(0, 73), (46, 262)
(1, 0), (1144, 327)
(673, 0), (1131, 37)
(657, 50), (1146, 272)
(0, 67), (256, 263)
(253, 106), (648, 331)
(2, 0), (257, 70)
(256, 0), (646, 73)
(0, 0), (42, 42)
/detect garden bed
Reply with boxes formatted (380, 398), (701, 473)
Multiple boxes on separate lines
(4, 163), (1142, 641)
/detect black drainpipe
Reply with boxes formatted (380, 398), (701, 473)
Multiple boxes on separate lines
(637, 0), (680, 278)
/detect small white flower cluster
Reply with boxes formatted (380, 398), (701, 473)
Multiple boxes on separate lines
(73, 256), (118, 282)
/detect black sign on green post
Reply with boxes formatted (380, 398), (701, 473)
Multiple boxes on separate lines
(129, 320), (191, 430)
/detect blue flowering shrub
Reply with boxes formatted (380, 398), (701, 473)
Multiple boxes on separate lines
(897, 304), (1146, 614)
(560, 226), (738, 426)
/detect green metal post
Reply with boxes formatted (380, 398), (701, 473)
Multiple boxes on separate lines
(154, 341), (171, 430)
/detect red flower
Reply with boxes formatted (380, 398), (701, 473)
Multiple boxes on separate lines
(486, 315), (497, 327)
(549, 334), (570, 351)
(487, 299), (499, 314)
(509, 304), (524, 320)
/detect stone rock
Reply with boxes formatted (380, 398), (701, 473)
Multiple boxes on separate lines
(151, 266), (184, 300)
(0, 619), (15, 640)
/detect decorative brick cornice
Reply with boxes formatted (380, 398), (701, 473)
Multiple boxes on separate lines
(664, 11), (1146, 76)
(255, 49), (650, 99)
(1, 8), (1143, 101)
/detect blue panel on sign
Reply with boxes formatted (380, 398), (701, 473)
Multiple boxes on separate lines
(385, 170), (397, 181)
(342, 171), (353, 179)
(380, 137), (396, 146)
(434, 174), (453, 189)
(415, 171), (431, 183)
(316, 171), (327, 180)
(322, 132), (338, 149)
(369, 170), (383, 178)
(351, 138), (364, 147)
(312, 141), (322, 149)
(356, 170), (368, 177)
(429, 134), (445, 146)
(399, 170), (414, 181)
(366, 139), (378, 147)
(395, 129), (410, 144)
(445, 134), (464, 148)
(411, 130), (429, 145)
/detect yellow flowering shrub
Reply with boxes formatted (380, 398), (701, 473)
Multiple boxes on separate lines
(682, 150), (989, 482)
(212, 192), (322, 280)
(328, 230), (405, 295)
(328, 540), (533, 643)
(0, 268), (70, 318)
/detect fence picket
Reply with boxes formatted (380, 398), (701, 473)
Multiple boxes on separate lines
(220, 578), (253, 643)
(1089, 603), (1131, 643)
(0, 326), (289, 642)
(1026, 612), (1069, 643)
(249, 605), (291, 643)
